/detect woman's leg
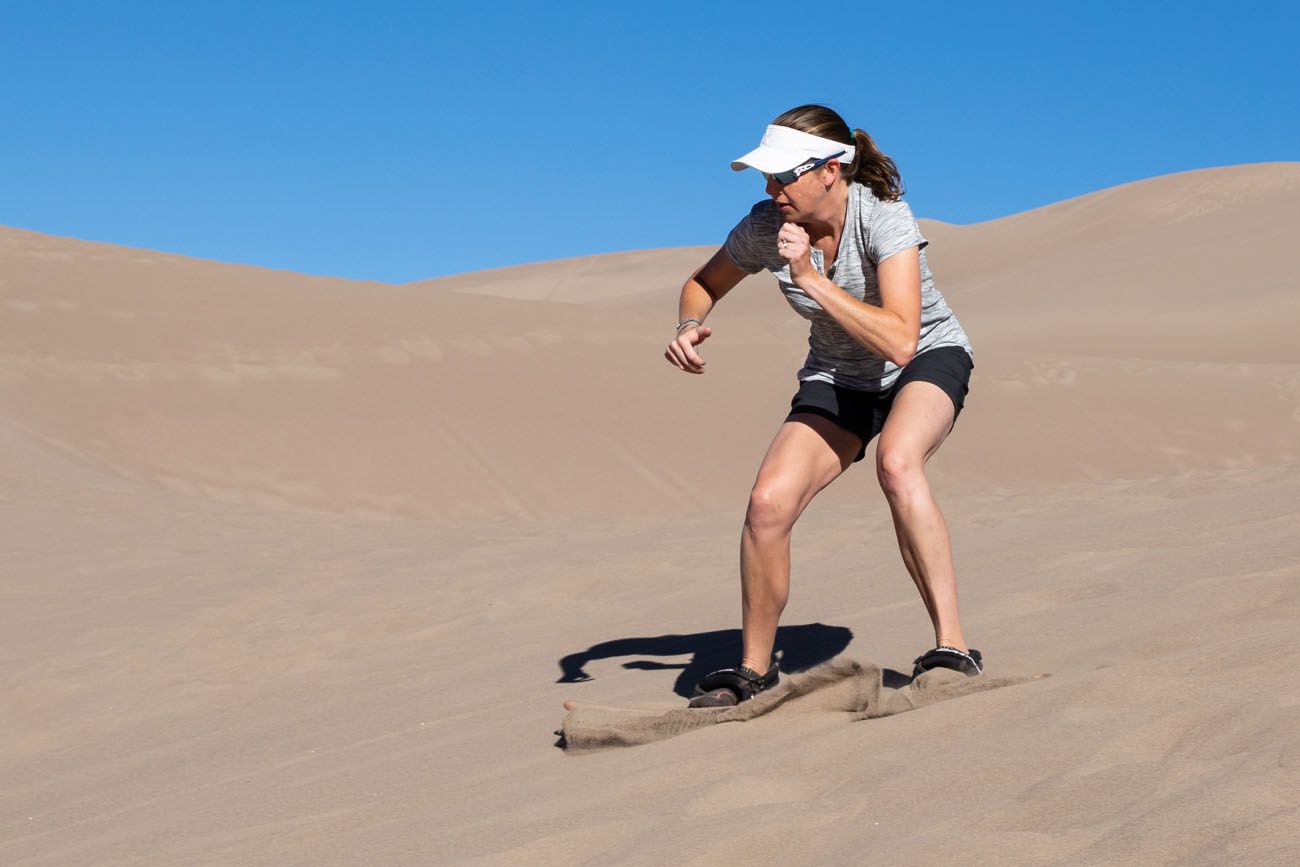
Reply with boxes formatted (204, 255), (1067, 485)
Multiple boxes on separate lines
(740, 413), (863, 672)
(874, 381), (969, 651)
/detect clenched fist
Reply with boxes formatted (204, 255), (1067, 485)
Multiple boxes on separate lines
(777, 223), (815, 283)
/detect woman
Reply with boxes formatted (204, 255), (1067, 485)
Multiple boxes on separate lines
(665, 105), (981, 707)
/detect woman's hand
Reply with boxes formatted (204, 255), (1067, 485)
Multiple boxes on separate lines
(665, 325), (713, 374)
(777, 223), (815, 283)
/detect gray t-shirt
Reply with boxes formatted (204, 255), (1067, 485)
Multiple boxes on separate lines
(723, 181), (973, 391)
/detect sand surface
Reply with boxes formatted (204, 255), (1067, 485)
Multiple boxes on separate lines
(3, 163), (1299, 865)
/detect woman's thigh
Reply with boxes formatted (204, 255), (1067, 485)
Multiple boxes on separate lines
(876, 380), (958, 472)
(877, 347), (972, 468)
(750, 413), (863, 519)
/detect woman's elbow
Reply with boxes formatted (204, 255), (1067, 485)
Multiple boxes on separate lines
(889, 338), (918, 368)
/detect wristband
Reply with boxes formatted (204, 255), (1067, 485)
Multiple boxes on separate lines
(676, 318), (702, 333)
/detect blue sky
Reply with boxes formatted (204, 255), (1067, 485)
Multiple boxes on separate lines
(2, 2), (1296, 282)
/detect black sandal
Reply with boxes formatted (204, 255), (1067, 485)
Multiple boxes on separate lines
(912, 646), (983, 677)
(688, 663), (780, 708)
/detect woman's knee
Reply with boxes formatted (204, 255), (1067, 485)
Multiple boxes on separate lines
(745, 480), (801, 535)
(876, 443), (927, 502)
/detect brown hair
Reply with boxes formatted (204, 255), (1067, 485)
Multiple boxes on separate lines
(771, 104), (904, 201)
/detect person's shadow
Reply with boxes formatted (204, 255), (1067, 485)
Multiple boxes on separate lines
(557, 623), (854, 698)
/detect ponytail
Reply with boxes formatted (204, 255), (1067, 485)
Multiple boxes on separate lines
(848, 128), (904, 202)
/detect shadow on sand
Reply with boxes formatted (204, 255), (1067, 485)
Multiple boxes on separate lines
(557, 623), (861, 698)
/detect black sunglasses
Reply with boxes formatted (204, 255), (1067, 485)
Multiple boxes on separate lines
(764, 150), (847, 185)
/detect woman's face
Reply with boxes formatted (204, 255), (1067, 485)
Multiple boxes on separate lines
(765, 162), (839, 222)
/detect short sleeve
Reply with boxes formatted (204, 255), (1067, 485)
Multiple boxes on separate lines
(723, 201), (779, 274)
(866, 199), (929, 264)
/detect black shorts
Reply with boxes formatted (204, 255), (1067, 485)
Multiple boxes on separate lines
(786, 346), (973, 463)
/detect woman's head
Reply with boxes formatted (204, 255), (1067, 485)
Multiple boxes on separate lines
(736, 104), (904, 203)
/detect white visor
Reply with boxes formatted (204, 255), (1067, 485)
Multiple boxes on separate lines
(730, 124), (856, 173)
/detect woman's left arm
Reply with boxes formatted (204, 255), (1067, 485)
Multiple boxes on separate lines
(779, 223), (921, 367)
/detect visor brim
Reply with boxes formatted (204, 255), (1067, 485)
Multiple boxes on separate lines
(730, 145), (806, 173)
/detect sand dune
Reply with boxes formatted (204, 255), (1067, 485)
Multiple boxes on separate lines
(3, 163), (1299, 865)
(5, 163), (1299, 522)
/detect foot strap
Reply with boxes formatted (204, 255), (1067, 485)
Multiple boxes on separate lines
(692, 664), (780, 702)
(913, 646), (983, 676)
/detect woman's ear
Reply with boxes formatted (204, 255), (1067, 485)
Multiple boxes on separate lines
(822, 160), (844, 188)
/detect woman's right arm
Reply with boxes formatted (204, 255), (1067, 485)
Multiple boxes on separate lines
(664, 248), (751, 375)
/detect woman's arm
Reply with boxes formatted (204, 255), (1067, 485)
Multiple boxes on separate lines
(778, 223), (921, 367)
(665, 248), (750, 374)
(677, 246), (749, 322)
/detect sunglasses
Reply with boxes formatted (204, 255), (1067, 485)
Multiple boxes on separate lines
(763, 150), (847, 185)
